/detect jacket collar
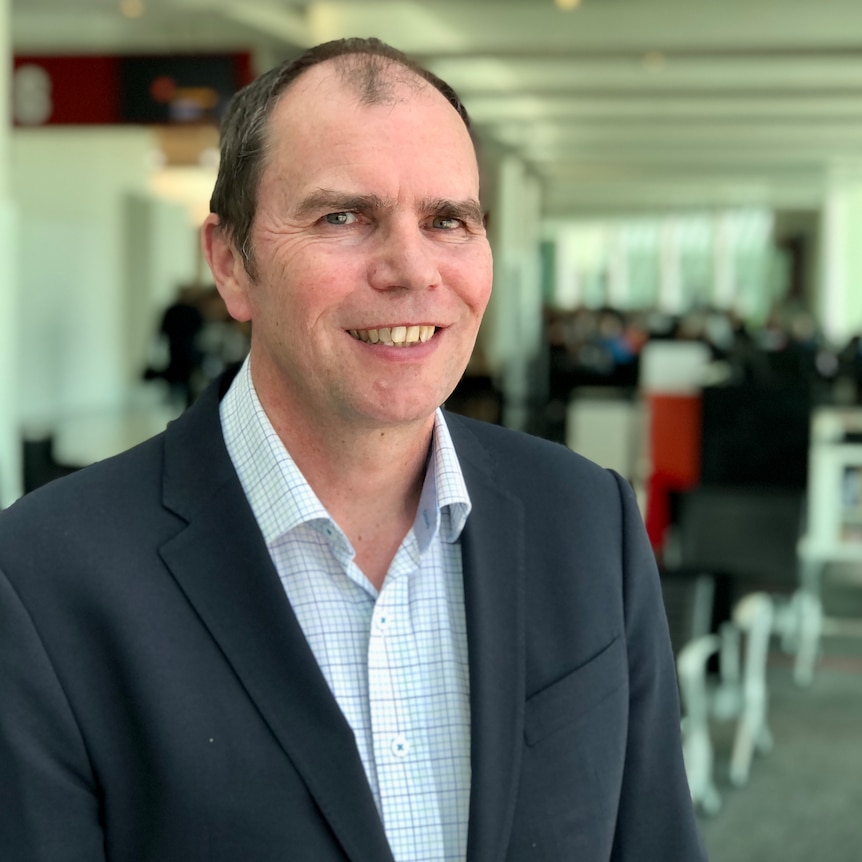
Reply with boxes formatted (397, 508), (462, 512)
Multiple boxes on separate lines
(445, 414), (527, 862)
(159, 374), (395, 862)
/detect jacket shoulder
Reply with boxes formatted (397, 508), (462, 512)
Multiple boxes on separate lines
(0, 433), (167, 550)
(443, 412), (616, 495)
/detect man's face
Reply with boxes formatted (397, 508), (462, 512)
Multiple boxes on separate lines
(211, 62), (493, 435)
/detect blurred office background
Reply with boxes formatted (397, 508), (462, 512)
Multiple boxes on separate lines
(3, 1), (862, 859)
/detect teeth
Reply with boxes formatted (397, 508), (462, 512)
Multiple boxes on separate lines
(350, 325), (436, 347)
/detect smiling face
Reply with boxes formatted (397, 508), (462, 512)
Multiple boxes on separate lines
(204, 59), (493, 439)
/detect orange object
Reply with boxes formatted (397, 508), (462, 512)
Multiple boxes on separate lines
(645, 393), (702, 550)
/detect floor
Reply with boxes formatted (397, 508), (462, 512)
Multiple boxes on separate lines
(698, 572), (862, 862)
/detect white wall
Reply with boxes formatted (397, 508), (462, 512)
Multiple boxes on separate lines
(12, 128), (199, 425)
(0, 200), (18, 505)
(0, 0), (19, 504)
(0, 126), (203, 503)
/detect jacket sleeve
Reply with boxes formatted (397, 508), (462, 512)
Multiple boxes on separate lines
(0, 567), (106, 861)
(609, 473), (708, 861)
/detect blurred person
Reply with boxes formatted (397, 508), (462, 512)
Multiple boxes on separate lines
(195, 284), (251, 390)
(0, 38), (705, 861)
(144, 282), (205, 407)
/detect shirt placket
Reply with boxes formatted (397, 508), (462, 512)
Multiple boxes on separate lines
(368, 571), (444, 862)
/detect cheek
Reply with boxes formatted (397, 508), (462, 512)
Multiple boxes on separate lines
(279, 246), (357, 301)
(247, 252), (308, 323)
(458, 247), (493, 317)
(475, 273), (493, 315)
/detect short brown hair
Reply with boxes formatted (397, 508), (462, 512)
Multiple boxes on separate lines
(209, 37), (471, 278)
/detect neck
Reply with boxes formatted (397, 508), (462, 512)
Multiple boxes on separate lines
(253, 375), (436, 591)
(287, 416), (434, 514)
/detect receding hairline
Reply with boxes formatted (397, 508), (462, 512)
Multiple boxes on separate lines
(262, 52), (471, 152)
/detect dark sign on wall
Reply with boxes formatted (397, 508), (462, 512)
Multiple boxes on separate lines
(13, 53), (254, 127)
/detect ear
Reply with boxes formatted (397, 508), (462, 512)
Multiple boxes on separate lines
(201, 214), (253, 323)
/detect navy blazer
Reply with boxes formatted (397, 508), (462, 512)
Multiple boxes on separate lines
(0, 373), (706, 861)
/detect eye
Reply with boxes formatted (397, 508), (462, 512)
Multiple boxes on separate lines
(323, 211), (357, 226)
(431, 215), (463, 230)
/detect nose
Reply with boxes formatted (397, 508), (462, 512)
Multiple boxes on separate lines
(367, 219), (441, 292)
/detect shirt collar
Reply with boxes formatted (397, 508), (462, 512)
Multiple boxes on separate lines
(220, 357), (472, 549)
(423, 409), (472, 546)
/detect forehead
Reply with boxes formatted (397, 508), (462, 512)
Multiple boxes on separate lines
(261, 60), (479, 189)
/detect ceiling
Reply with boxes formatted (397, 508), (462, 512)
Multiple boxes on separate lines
(13, 0), (862, 219)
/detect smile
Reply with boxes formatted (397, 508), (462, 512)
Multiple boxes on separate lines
(348, 325), (437, 347)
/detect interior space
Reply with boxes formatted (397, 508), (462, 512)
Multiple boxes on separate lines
(3, 1), (862, 859)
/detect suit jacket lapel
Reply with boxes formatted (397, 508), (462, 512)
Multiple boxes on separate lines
(158, 380), (395, 862)
(448, 415), (527, 862)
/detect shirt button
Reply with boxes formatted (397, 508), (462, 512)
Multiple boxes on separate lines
(374, 612), (390, 633)
(390, 734), (410, 758)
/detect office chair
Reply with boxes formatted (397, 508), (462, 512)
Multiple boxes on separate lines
(661, 485), (815, 812)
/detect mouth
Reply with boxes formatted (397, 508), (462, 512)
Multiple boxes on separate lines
(348, 325), (437, 347)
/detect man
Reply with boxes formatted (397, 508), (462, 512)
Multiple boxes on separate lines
(0, 38), (706, 861)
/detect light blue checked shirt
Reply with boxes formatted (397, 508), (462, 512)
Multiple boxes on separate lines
(219, 358), (472, 862)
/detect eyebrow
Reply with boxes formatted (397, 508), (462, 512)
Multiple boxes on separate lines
(425, 197), (485, 226)
(291, 190), (387, 220)
(292, 189), (484, 226)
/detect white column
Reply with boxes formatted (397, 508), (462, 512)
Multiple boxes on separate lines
(0, 0), (20, 505)
(553, 226), (582, 311)
(712, 211), (736, 310)
(658, 218), (683, 313)
(820, 175), (862, 345)
(606, 225), (628, 309)
(486, 154), (543, 431)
